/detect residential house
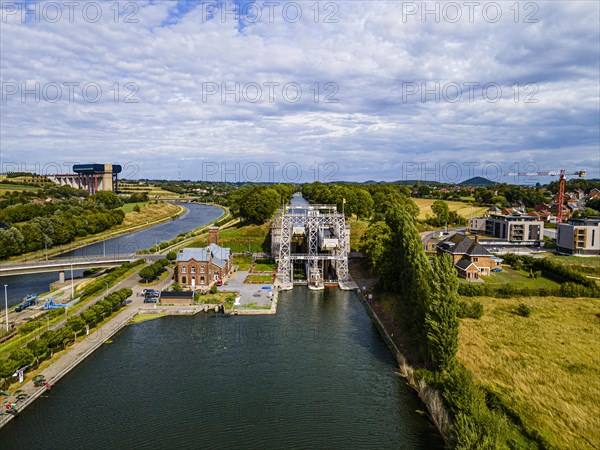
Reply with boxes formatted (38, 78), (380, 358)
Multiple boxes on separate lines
(437, 233), (502, 281)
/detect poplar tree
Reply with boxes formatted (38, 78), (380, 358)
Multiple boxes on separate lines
(426, 253), (460, 372)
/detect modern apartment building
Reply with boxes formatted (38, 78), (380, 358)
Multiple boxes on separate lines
(557, 218), (600, 256)
(484, 213), (544, 244)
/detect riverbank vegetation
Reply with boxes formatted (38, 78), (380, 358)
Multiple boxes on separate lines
(358, 197), (543, 447)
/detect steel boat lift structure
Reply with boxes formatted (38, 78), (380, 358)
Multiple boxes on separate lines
(272, 204), (351, 290)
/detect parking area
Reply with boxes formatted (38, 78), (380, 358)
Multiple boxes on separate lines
(223, 270), (273, 308)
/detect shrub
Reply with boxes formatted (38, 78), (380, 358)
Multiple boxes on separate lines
(210, 285), (217, 294)
(19, 320), (42, 335)
(516, 303), (532, 317)
(458, 300), (484, 319)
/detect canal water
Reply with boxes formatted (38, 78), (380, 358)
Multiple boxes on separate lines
(1, 287), (440, 449)
(0, 203), (223, 307)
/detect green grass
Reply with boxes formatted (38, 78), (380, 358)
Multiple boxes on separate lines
(253, 258), (275, 272)
(238, 302), (271, 310)
(245, 274), (274, 284)
(482, 266), (561, 289)
(195, 291), (236, 305)
(120, 201), (149, 213)
(189, 220), (271, 253)
(129, 313), (165, 324)
(0, 183), (42, 194)
(233, 255), (253, 271)
(458, 295), (600, 449)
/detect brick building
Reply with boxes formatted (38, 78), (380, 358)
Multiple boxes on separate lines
(174, 227), (232, 288)
(437, 233), (502, 281)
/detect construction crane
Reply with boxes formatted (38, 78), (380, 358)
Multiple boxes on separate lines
(504, 170), (587, 223)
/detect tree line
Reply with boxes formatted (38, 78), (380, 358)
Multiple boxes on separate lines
(0, 191), (126, 260)
(228, 184), (294, 224)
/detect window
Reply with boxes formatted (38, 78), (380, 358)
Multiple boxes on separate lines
(200, 266), (205, 273)
(592, 229), (596, 247)
(472, 257), (478, 262)
(191, 266), (196, 273)
(181, 266), (186, 274)
(182, 276), (187, 284)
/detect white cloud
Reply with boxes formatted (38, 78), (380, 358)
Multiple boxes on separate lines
(0, 0), (598, 182)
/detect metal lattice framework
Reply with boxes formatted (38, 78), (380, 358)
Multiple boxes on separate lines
(274, 204), (349, 287)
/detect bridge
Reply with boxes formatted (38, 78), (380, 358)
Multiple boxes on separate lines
(0, 255), (163, 280)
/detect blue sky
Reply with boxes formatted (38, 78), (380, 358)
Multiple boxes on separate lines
(1, 1), (599, 183)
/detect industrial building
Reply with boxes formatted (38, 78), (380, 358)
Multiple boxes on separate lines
(557, 218), (600, 256)
(271, 203), (351, 290)
(47, 163), (121, 194)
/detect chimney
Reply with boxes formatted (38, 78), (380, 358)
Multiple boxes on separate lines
(474, 235), (480, 243)
(208, 226), (219, 246)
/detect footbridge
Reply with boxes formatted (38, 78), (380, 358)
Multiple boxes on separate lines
(0, 255), (162, 279)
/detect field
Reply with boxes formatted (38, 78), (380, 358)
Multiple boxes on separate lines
(481, 266), (561, 289)
(120, 201), (150, 213)
(458, 295), (600, 449)
(119, 183), (180, 198)
(113, 202), (181, 231)
(0, 183), (43, 195)
(413, 198), (488, 221)
(209, 221), (270, 253)
(233, 255), (253, 270)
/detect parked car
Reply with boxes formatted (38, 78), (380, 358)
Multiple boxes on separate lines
(143, 297), (158, 303)
(144, 289), (160, 298)
(491, 268), (502, 273)
(216, 280), (223, 286)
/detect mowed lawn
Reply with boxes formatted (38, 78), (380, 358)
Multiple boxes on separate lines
(482, 266), (561, 289)
(0, 183), (43, 195)
(458, 296), (600, 449)
(413, 198), (487, 221)
(190, 221), (271, 253)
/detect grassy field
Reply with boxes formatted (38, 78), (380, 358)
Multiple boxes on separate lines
(119, 183), (180, 198)
(458, 295), (600, 449)
(120, 201), (150, 213)
(481, 266), (561, 289)
(253, 258), (275, 272)
(245, 274), (274, 284)
(0, 183), (43, 195)
(233, 255), (253, 270)
(413, 198), (488, 221)
(113, 202), (181, 231)
(209, 221), (270, 253)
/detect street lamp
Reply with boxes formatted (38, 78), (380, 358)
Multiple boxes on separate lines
(70, 263), (75, 299)
(3, 285), (8, 332)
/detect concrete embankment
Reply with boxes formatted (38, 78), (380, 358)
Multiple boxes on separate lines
(355, 289), (450, 443)
(0, 305), (139, 430)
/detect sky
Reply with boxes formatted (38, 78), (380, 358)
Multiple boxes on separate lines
(0, 0), (599, 184)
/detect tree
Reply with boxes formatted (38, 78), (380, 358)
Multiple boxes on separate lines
(430, 200), (450, 227)
(89, 191), (123, 209)
(171, 282), (183, 292)
(417, 184), (431, 197)
(358, 221), (392, 269)
(425, 253), (460, 372)
(139, 266), (155, 283)
(67, 316), (86, 337)
(133, 204), (141, 213)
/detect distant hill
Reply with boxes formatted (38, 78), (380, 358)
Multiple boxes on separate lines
(460, 177), (494, 187)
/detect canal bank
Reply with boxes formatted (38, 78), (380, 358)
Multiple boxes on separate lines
(0, 286), (441, 449)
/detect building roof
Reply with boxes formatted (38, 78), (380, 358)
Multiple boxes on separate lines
(438, 233), (491, 257)
(160, 291), (194, 298)
(176, 243), (231, 269)
(455, 258), (476, 271)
